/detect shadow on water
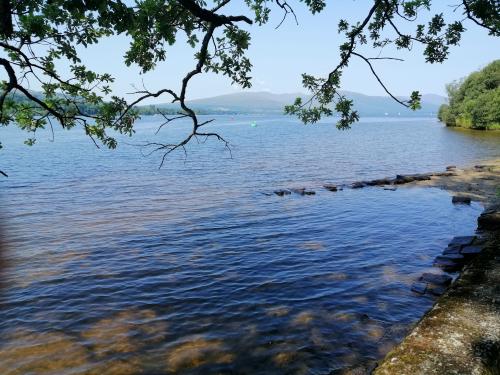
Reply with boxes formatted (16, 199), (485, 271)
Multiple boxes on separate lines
(0, 305), (413, 374)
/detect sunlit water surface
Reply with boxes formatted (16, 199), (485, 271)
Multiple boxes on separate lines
(1, 116), (499, 374)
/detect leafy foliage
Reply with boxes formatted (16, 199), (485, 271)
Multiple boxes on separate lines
(438, 60), (500, 130)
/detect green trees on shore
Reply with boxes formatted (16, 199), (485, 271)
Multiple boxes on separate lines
(438, 60), (500, 130)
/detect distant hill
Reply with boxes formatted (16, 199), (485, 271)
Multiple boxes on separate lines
(5, 89), (447, 117)
(157, 91), (447, 116)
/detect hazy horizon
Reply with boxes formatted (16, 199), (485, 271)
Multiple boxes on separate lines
(184, 90), (447, 102)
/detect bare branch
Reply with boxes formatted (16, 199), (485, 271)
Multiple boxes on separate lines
(155, 111), (190, 135)
(352, 51), (409, 107)
(275, 0), (299, 29)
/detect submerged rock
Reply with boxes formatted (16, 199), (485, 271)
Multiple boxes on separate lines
(383, 187), (397, 191)
(290, 188), (315, 196)
(411, 174), (432, 181)
(427, 285), (448, 296)
(359, 313), (371, 323)
(274, 190), (291, 197)
(366, 178), (393, 186)
(411, 282), (427, 294)
(394, 175), (415, 184)
(432, 171), (456, 177)
(433, 254), (465, 272)
(351, 182), (365, 189)
(323, 184), (338, 192)
(446, 165), (457, 171)
(419, 273), (452, 286)
(452, 195), (471, 204)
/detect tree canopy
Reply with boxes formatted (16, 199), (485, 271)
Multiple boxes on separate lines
(438, 59), (500, 130)
(1, 0), (499, 168)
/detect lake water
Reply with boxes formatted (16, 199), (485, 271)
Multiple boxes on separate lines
(0, 116), (499, 374)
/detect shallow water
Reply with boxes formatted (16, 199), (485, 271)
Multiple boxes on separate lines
(0, 116), (499, 374)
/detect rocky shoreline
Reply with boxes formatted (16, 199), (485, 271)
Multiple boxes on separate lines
(372, 160), (500, 375)
(270, 159), (500, 374)
(269, 162), (496, 202)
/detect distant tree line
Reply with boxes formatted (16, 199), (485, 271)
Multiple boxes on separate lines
(6, 91), (220, 119)
(438, 60), (500, 130)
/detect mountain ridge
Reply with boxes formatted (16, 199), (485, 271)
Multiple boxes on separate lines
(170, 90), (447, 116)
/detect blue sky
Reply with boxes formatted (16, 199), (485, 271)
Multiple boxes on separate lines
(6, 1), (500, 102)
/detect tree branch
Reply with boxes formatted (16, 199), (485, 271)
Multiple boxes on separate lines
(176, 0), (253, 26)
(461, 0), (499, 35)
(352, 51), (409, 107)
(0, 0), (13, 38)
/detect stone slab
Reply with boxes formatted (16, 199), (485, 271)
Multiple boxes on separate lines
(274, 190), (291, 196)
(323, 184), (338, 192)
(452, 196), (471, 204)
(449, 236), (476, 247)
(351, 182), (365, 189)
(427, 285), (448, 296)
(433, 257), (464, 272)
(410, 174), (432, 181)
(394, 175), (414, 184)
(419, 273), (452, 286)
(461, 245), (483, 256)
(443, 245), (462, 255)
(366, 178), (393, 186)
(411, 282), (427, 294)
(435, 254), (465, 262)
